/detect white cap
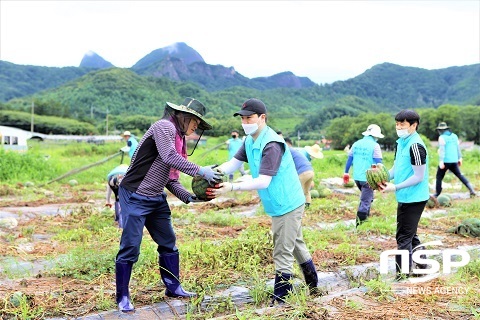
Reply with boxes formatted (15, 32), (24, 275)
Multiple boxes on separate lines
(362, 124), (384, 138)
(122, 131), (131, 137)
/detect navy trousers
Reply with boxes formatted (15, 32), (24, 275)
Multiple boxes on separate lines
(435, 162), (473, 196)
(355, 180), (374, 215)
(116, 186), (177, 264)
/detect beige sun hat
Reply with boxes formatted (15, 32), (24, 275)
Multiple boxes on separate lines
(122, 131), (131, 137)
(165, 97), (212, 130)
(304, 144), (324, 159)
(436, 122), (449, 130)
(362, 124), (384, 138)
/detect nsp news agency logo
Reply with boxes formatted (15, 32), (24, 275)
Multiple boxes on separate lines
(379, 240), (470, 283)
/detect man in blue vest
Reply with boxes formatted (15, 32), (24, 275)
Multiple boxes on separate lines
(343, 124), (384, 226)
(226, 129), (246, 181)
(434, 122), (476, 198)
(379, 110), (430, 280)
(207, 98), (319, 304)
(121, 131), (139, 159)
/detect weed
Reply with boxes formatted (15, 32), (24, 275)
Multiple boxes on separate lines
(364, 278), (394, 302)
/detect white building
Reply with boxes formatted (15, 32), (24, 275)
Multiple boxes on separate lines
(0, 126), (32, 152)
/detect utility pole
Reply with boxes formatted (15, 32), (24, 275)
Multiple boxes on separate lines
(106, 108), (109, 136)
(90, 104), (94, 119)
(31, 101), (34, 133)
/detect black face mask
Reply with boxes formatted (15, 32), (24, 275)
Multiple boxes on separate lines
(232, 135), (238, 139)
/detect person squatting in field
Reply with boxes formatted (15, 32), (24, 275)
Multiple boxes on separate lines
(105, 164), (129, 228)
(285, 137), (315, 209)
(114, 98), (222, 312)
(207, 98), (320, 304)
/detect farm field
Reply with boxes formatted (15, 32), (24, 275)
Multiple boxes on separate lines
(0, 139), (479, 319)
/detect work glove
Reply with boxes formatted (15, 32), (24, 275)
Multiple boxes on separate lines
(207, 182), (233, 197)
(343, 173), (350, 184)
(120, 146), (130, 153)
(198, 165), (223, 184)
(187, 195), (206, 203)
(439, 161), (445, 170)
(379, 182), (396, 193)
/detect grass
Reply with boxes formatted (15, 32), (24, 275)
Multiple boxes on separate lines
(0, 140), (479, 319)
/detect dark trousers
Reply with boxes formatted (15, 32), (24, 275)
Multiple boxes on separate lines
(435, 162), (472, 196)
(116, 186), (177, 264)
(395, 200), (427, 273)
(355, 180), (374, 215)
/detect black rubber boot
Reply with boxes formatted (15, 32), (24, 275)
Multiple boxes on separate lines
(159, 252), (197, 298)
(466, 183), (476, 198)
(271, 272), (293, 305)
(115, 262), (134, 312)
(356, 211), (368, 227)
(299, 259), (319, 296)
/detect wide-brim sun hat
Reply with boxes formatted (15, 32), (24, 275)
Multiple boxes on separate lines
(362, 124), (384, 138)
(436, 122), (449, 130)
(122, 131), (131, 137)
(165, 97), (212, 130)
(304, 144), (324, 159)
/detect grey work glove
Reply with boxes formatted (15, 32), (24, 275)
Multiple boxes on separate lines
(188, 195), (205, 203)
(198, 165), (223, 184)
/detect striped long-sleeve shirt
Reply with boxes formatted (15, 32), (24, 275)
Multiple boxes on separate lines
(120, 119), (200, 202)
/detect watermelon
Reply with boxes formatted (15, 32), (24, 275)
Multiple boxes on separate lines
(191, 169), (224, 201)
(426, 195), (437, 208)
(437, 194), (452, 207)
(318, 188), (332, 198)
(343, 181), (355, 188)
(366, 163), (389, 191)
(310, 190), (320, 198)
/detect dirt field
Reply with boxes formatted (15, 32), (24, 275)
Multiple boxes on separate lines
(1, 187), (479, 319)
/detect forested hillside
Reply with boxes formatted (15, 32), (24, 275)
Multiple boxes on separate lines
(1, 56), (478, 145)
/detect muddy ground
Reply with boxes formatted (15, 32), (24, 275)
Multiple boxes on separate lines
(0, 185), (479, 319)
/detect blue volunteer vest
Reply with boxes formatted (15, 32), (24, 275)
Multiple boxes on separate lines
(107, 164), (129, 180)
(394, 132), (429, 203)
(228, 138), (243, 160)
(352, 136), (379, 181)
(245, 126), (305, 216)
(441, 131), (459, 163)
(128, 136), (138, 158)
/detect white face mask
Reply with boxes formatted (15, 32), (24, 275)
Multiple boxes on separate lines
(396, 128), (410, 138)
(242, 123), (259, 135)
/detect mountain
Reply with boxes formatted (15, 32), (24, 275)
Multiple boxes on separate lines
(0, 60), (91, 102)
(132, 42), (205, 70)
(79, 51), (114, 69)
(130, 43), (316, 91)
(327, 62), (480, 108)
(0, 42), (478, 113)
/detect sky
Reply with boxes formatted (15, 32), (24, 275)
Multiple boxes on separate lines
(1, 0), (479, 84)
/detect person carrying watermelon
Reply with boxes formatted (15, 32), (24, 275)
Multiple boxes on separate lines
(343, 124), (384, 226)
(378, 109), (430, 281)
(207, 98), (319, 305)
(113, 98), (222, 312)
(434, 122), (476, 198)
